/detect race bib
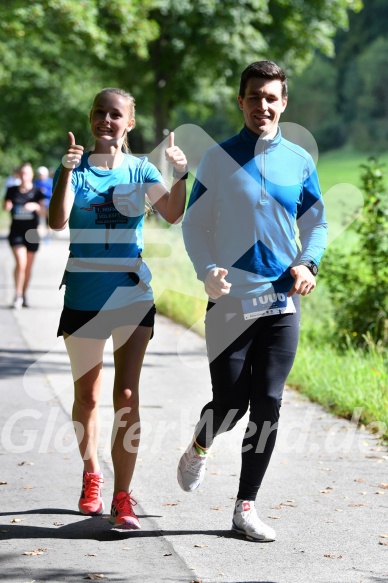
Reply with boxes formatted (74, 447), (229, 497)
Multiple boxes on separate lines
(13, 204), (34, 220)
(241, 292), (296, 321)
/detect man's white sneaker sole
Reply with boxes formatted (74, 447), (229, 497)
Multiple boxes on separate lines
(231, 520), (276, 542)
(232, 500), (276, 542)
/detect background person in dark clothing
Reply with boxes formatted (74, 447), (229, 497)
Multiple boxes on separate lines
(3, 162), (46, 308)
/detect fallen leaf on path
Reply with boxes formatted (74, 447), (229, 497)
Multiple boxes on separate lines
(86, 554), (97, 556)
(163, 553), (172, 556)
(210, 471), (221, 475)
(23, 486), (34, 490)
(53, 522), (64, 526)
(354, 478), (365, 483)
(210, 506), (222, 511)
(23, 548), (48, 556)
(162, 502), (179, 506)
(268, 515), (281, 520)
(84, 575), (105, 580)
(320, 489), (332, 494)
(271, 502), (296, 509)
(194, 544), (208, 548)
(10, 518), (24, 523)
(375, 491), (385, 495)
(348, 503), (368, 507)
(379, 541), (388, 547)
(379, 483), (388, 489)
(379, 534), (388, 538)
(0, 481), (8, 485)
(18, 461), (34, 466)
(324, 553), (342, 559)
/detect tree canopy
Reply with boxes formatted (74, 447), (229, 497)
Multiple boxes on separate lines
(0, 0), (361, 175)
(282, 0), (388, 152)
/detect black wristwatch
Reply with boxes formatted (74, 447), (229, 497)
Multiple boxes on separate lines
(173, 166), (189, 180)
(298, 260), (318, 276)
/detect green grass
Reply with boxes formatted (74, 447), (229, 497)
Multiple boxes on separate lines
(0, 208), (9, 231)
(289, 341), (388, 438)
(318, 146), (388, 194)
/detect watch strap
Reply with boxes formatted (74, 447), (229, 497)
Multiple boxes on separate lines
(173, 166), (189, 180)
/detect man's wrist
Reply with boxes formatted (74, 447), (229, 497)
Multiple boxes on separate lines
(298, 260), (318, 276)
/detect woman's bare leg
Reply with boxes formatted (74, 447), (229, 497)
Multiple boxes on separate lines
(64, 333), (106, 472)
(111, 325), (152, 495)
(10, 245), (27, 297)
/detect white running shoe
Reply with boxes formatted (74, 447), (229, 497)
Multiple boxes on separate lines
(177, 444), (210, 492)
(11, 296), (23, 310)
(232, 499), (276, 542)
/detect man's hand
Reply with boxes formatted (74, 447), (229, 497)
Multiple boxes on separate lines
(204, 267), (231, 299)
(165, 131), (187, 173)
(61, 132), (84, 170)
(288, 265), (316, 296)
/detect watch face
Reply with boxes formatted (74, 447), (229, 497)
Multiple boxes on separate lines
(300, 261), (318, 275)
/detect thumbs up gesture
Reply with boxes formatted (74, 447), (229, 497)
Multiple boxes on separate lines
(165, 131), (187, 174)
(61, 132), (84, 170)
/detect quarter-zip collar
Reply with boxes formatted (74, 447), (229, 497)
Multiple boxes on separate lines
(240, 125), (282, 152)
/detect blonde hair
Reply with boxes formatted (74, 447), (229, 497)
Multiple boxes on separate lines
(90, 88), (136, 153)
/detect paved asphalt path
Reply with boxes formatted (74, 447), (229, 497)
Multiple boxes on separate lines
(0, 230), (387, 583)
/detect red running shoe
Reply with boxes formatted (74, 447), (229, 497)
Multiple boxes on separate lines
(109, 491), (141, 530)
(78, 472), (104, 515)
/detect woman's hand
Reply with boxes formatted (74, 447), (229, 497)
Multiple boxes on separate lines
(24, 202), (41, 212)
(165, 132), (187, 173)
(62, 132), (84, 170)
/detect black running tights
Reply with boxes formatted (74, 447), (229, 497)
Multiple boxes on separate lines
(195, 295), (300, 501)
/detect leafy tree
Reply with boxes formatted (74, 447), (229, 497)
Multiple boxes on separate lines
(345, 37), (388, 152)
(282, 54), (346, 151)
(0, 0), (361, 176)
(321, 158), (388, 348)
(117, 0), (362, 143)
(0, 0), (156, 173)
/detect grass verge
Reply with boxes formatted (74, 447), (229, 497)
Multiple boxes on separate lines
(288, 340), (388, 439)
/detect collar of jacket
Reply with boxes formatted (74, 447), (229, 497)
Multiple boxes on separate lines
(240, 125), (282, 153)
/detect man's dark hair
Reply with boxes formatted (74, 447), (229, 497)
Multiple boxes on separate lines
(239, 61), (288, 99)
